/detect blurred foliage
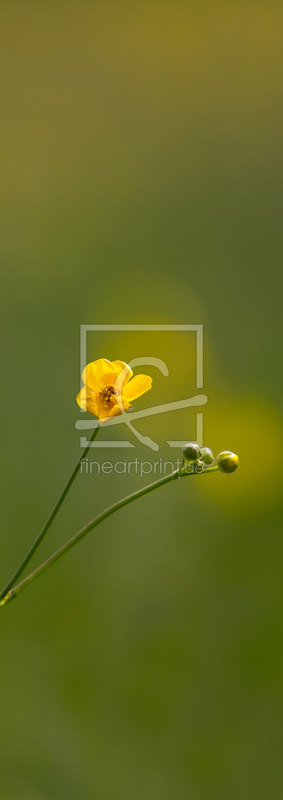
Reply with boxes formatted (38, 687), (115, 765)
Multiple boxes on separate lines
(0, 2), (283, 798)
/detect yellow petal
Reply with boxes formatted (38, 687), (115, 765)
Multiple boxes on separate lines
(76, 386), (89, 410)
(97, 395), (132, 423)
(112, 360), (133, 386)
(98, 403), (121, 424)
(82, 359), (117, 391)
(76, 387), (99, 417)
(123, 374), (152, 402)
(112, 396), (132, 413)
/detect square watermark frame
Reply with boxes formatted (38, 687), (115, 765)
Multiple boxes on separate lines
(75, 324), (206, 451)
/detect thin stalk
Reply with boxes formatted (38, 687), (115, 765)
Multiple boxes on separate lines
(0, 425), (100, 601)
(1, 464), (218, 606)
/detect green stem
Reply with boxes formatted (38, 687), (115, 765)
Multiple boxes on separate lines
(0, 424), (100, 601)
(1, 464), (218, 606)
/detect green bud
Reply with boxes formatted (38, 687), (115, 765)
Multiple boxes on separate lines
(194, 460), (204, 473)
(200, 446), (214, 465)
(182, 442), (201, 462)
(217, 451), (239, 473)
(183, 458), (204, 474)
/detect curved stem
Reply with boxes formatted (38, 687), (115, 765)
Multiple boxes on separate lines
(1, 464), (218, 606)
(0, 424), (100, 601)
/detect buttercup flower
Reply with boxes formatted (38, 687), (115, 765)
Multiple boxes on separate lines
(76, 358), (152, 423)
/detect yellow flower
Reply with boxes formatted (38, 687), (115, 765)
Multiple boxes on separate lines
(76, 358), (152, 423)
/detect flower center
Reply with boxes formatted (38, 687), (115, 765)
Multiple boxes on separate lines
(99, 385), (116, 408)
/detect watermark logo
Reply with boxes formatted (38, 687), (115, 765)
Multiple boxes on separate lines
(79, 457), (205, 478)
(75, 324), (207, 451)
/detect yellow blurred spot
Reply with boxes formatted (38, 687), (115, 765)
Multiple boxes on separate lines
(200, 397), (283, 514)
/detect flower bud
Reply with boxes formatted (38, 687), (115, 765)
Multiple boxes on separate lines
(183, 459), (204, 474)
(200, 446), (214, 465)
(182, 442), (201, 462)
(193, 460), (204, 473)
(217, 451), (239, 473)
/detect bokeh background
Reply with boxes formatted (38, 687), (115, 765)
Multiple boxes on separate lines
(1, 2), (283, 798)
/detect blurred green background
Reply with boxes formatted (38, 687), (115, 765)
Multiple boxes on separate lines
(1, 2), (283, 798)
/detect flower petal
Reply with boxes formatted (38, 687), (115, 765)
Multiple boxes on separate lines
(82, 359), (117, 391)
(76, 387), (99, 417)
(97, 395), (132, 423)
(112, 360), (133, 386)
(98, 403), (121, 424)
(123, 374), (152, 402)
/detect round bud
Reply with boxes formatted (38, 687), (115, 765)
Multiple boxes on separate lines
(200, 446), (214, 465)
(193, 459), (204, 473)
(182, 442), (201, 462)
(217, 451), (239, 473)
